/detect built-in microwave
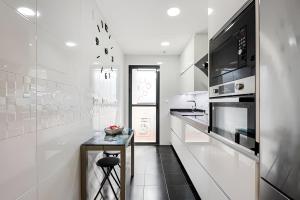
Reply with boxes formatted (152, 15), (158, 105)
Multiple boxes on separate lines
(209, 1), (255, 88)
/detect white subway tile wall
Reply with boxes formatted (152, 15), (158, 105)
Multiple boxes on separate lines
(0, 0), (124, 199)
(170, 92), (209, 112)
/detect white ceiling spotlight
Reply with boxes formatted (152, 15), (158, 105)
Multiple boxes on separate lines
(17, 7), (40, 17)
(208, 8), (214, 16)
(161, 41), (170, 47)
(17, 7), (35, 16)
(65, 41), (78, 47)
(167, 7), (181, 17)
(289, 37), (297, 47)
(157, 62), (163, 65)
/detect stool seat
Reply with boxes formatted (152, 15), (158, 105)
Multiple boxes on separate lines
(104, 151), (120, 157)
(96, 157), (119, 167)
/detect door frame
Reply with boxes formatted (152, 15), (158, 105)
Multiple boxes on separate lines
(129, 65), (160, 145)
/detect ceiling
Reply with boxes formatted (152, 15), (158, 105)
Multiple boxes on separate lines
(97, 0), (207, 55)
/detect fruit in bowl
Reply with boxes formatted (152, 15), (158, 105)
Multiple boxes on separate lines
(104, 125), (124, 135)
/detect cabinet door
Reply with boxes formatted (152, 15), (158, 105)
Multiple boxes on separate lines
(182, 148), (229, 200)
(180, 66), (194, 93)
(194, 66), (208, 91)
(184, 124), (209, 143)
(171, 130), (185, 160)
(180, 37), (195, 73)
(171, 131), (229, 200)
(188, 137), (257, 200)
(194, 34), (208, 63)
(172, 116), (257, 200)
(170, 115), (184, 139)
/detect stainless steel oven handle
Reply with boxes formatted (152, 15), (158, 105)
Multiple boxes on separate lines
(209, 97), (240, 103)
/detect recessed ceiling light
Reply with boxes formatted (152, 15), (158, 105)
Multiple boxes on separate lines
(157, 62), (163, 65)
(161, 41), (170, 47)
(289, 37), (297, 47)
(167, 7), (181, 17)
(17, 7), (36, 16)
(65, 41), (77, 47)
(208, 8), (214, 16)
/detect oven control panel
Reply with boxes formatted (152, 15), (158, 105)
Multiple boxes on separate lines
(209, 76), (255, 98)
(238, 27), (247, 66)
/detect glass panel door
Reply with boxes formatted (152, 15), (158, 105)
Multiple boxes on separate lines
(129, 66), (159, 144)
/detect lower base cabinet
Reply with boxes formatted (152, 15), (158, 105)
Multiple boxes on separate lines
(170, 115), (258, 200)
(171, 130), (229, 200)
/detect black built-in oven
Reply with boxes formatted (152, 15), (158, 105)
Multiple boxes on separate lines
(209, 1), (255, 87)
(209, 95), (258, 154)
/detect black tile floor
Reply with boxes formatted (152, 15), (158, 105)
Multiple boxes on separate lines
(126, 145), (201, 200)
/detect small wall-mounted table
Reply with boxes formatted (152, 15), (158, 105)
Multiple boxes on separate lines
(80, 129), (134, 200)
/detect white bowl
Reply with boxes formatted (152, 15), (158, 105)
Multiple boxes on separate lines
(104, 127), (124, 135)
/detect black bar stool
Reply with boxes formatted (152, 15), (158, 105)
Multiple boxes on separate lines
(104, 151), (121, 172)
(94, 157), (120, 200)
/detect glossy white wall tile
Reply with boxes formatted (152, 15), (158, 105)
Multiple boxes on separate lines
(36, 0), (124, 199)
(0, 0), (37, 199)
(170, 92), (209, 112)
(0, 0), (124, 199)
(0, 134), (37, 200)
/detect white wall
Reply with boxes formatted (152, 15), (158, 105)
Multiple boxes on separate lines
(124, 55), (180, 145)
(0, 0), (124, 199)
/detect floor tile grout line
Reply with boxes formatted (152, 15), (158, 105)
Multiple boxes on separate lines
(143, 172), (146, 199)
(158, 148), (171, 200)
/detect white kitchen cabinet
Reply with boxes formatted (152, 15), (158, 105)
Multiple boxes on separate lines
(170, 115), (258, 200)
(179, 65), (194, 93)
(184, 123), (210, 143)
(179, 33), (208, 93)
(180, 65), (208, 93)
(194, 66), (208, 91)
(180, 33), (208, 72)
(171, 130), (229, 200)
(170, 115), (184, 139)
(188, 138), (257, 200)
(208, 0), (249, 39)
(180, 37), (195, 73)
(194, 33), (208, 63)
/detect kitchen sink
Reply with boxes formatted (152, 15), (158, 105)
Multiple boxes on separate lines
(182, 114), (204, 117)
(179, 112), (204, 117)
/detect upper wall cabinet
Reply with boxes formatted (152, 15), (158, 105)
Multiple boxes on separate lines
(180, 33), (208, 93)
(194, 33), (208, 64)
(180, 66), (208, 94)
(180, 36), (195, 73)
(208, 0), (249, 39)
(180, 33), (208, 73)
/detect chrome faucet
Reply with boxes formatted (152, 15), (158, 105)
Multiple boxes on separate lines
(186, 100), (197, 112)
